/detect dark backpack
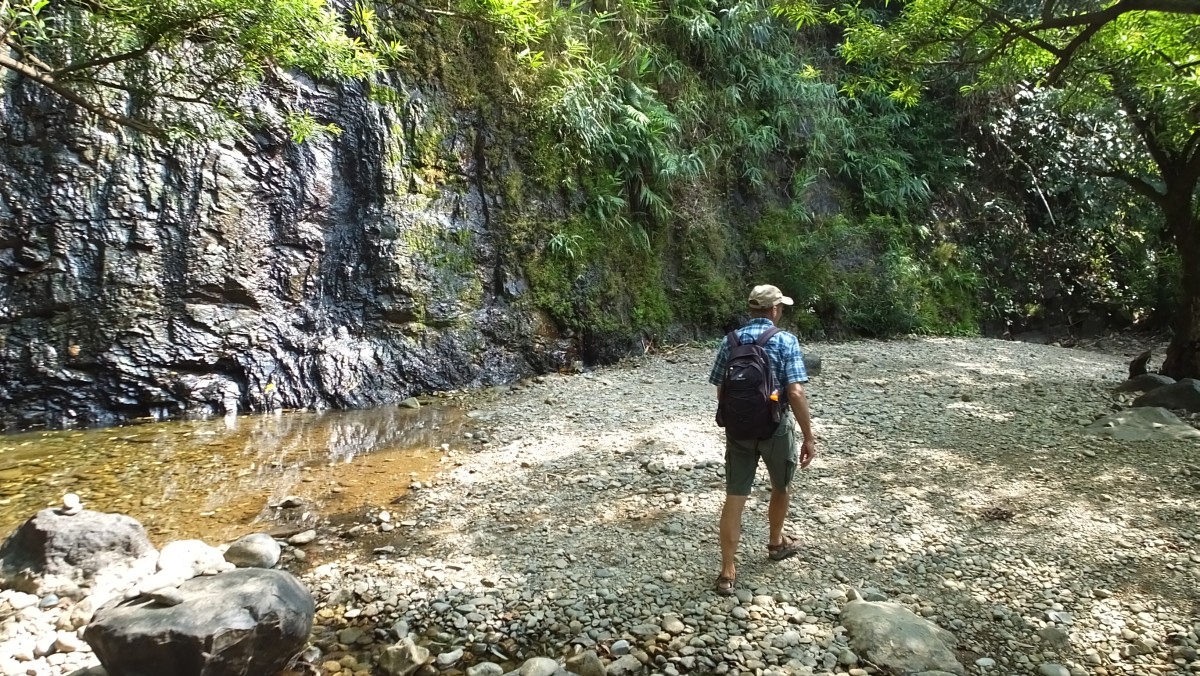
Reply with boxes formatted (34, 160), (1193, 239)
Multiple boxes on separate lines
(716, 327), (782, 440)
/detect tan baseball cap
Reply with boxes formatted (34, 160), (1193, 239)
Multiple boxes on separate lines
(748, 284), (794, 309)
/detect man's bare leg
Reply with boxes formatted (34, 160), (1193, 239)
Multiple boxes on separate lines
(719, 495), (748, 578)
(767, 488), (789, 546)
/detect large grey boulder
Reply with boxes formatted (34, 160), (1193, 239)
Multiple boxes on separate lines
(803, 353), (822, 377)
(175, 373), (242, 418)
(1113, 373), (1175, 394)
(0, 508), (157, 599)
(840, 600), (964, 675)
(85, 568), (314, 676)
(1133, 378), (1200, 412)
(1085, 407), (1200, 442)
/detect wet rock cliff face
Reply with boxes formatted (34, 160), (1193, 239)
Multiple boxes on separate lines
(0, 75), (573, 430)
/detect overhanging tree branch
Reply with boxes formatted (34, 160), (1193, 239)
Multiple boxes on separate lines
(1099, 167), (1168, 206)
(961, 0), (1065, 58)
(1029, 0), (1200, 32)
(81, 68), (240, 104)
(6, 38), (56, 74)
(976, 0), (1200, 83)
(54, 13), (221, 76)
(55, 40), (162, 77)
(904, 17), (1012, 71)
(1, 0), (382, 137)
(1043, 20), (1105, 84)
(1040, 0), (1059, 22)
(1111, 79), (1173, 176)
(0, 53), (162, 134)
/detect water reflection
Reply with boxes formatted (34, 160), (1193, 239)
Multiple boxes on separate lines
(0, 405), (464, 544)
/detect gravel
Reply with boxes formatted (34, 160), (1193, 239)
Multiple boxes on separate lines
(3, 337), (1199, 676)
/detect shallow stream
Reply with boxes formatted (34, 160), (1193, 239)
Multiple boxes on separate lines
(0, 405), (466, 545)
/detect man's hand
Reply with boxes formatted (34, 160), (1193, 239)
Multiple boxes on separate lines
(799, 437), (817, 469)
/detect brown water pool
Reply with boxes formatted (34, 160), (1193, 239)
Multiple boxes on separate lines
(0, 405), (465, 546)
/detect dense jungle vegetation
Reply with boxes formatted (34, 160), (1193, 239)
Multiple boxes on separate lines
(2, 0), (1198, 369)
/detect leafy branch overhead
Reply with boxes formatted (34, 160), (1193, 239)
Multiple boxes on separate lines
(769, 0), (1200, 223)
(772, 0), (1199, 99)
(0, 0), (406, 136)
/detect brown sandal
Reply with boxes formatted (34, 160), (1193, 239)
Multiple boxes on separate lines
(767, 535), (801, 561)
(715, 574), (736, 596)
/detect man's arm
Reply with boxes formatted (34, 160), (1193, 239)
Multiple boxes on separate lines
(785, 382), (814, 439)
(708, 336), (730, 389)
(786, 381), (817, 467)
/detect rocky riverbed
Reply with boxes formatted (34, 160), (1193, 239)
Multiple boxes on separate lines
(3, 337), (1200, 676)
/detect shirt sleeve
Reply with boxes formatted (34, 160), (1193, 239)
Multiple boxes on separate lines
(781, 334), (808, 385)
(708, 336), (730, 386)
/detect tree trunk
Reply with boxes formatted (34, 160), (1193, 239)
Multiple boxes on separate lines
(1159, 196), (1200, 378)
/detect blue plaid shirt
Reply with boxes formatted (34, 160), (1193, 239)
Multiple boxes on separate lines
(708, 319), (808, 403)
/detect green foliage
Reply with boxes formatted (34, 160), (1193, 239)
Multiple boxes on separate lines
(9, 0), (1189, 345)
(771, 0), (1200, 339)
(547, 232), (585, 259)
(418, 0), (1187, 342)
(936, 83), (1177, 331)
(480, 0), (843, 226)
(467, 0), (968, 339)
(1, 0), (392, 136)
(464, 0), (550, 47)
(786, 79), (945, 220)
(674, 200), (742, 327)
(283, 111), (343, 143)
(747, 209), (979, 336)
(910, 241), (980, 335)
(525, 216), (673, 335)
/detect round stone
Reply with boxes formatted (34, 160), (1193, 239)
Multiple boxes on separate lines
(288, 530), (317, 546)
(223, 533), (282, 568)
(436, 648), (464, 666)
(62, 493), (82, 511)
(518, 656), (560, 676)
(1039, 664), (1071, 676)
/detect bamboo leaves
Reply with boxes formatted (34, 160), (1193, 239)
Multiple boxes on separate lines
(474, 0), (941, 239)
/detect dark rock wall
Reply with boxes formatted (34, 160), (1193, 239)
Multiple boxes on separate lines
(0, 74), (568, 429)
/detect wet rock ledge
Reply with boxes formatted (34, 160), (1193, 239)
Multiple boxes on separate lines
(0, 72), (582, 431)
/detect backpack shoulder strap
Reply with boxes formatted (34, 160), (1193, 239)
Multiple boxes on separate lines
(754, 327), (781, 347)
(726, 330), (741, 347)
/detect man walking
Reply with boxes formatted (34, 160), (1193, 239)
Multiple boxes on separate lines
(708, 284), (817, 595)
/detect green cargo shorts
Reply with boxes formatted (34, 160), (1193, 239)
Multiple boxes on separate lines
(725, 415), (797, 496)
